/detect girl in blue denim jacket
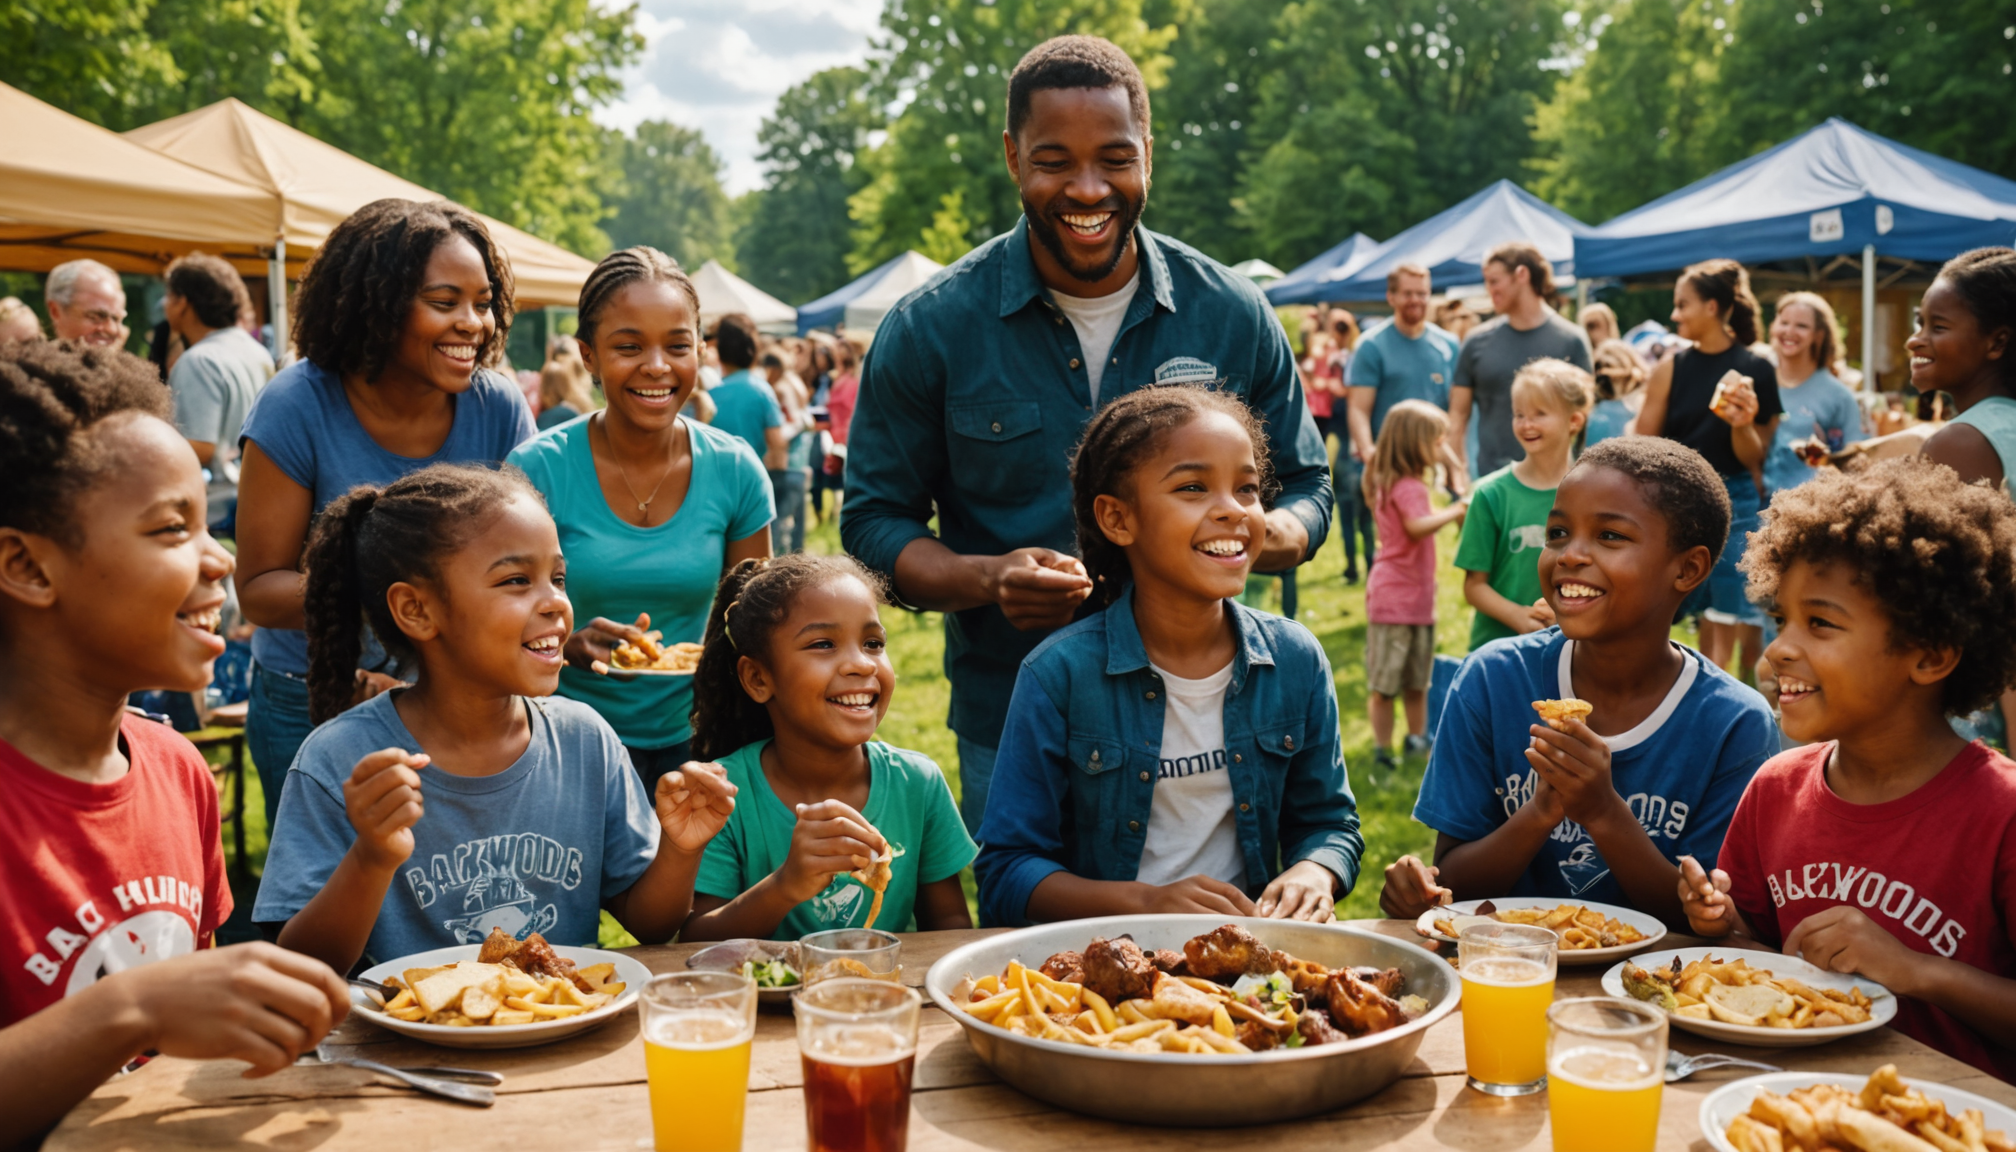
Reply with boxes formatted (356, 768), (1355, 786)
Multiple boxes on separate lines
(974, 386), (1363, 927)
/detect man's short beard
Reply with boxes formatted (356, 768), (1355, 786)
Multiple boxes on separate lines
(1022, 192), (1145, 284)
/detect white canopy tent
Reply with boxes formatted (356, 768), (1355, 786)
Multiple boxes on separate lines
(690, 259), (796, 334)
(841, 251), (945, 334)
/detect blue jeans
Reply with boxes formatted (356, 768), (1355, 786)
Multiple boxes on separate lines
(1334, 455), (1376, 571)
(624, 740), (693, 798)
(770, 468), (808, 554)
(246, 663), (315, 830)
(955, 736), (997, 837)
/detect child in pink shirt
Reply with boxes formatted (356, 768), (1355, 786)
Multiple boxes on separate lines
(1362, 400), (1467, 770)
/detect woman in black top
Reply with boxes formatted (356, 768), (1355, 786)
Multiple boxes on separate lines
(1635, 258), (1782, 675)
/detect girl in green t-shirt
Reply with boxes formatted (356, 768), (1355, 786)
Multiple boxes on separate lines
(680, 554), (977, 941)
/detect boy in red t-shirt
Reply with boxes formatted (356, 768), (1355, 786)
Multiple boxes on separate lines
(0, 342), (348, 1144)
(1681, 457), (2016, 1080)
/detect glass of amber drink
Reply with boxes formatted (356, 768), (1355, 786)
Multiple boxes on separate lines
(1546, 998), (1666, 1152)
(1458, 922), (1558, 1096)
(640, 971), (758, 1152)
(794, 977), (921, 1152)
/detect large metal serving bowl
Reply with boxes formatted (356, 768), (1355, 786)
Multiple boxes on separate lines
(923, 915), (1457, 1127)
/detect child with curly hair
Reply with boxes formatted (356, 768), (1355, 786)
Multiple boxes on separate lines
(1680, 457), (2016, 1080)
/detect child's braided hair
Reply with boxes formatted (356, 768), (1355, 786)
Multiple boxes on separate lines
(1069, 384), (1277, 611)
(689, 553), (888, 761)
(0, 341), (168, 547)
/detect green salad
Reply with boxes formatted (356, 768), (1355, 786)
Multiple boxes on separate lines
(741, 958), (801, 989)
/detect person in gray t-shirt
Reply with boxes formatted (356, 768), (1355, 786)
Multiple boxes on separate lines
(1448, 243), (1592, 476)
(163, 254), (274, 525)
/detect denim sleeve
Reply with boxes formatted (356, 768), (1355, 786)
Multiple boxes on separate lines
(1278, 647), (1363, 893)
(1413, 659), (1507, 843)
(839, 309), (943, 580)
(972, 669), (1073, 927)
(1249, 304), (1333, 565)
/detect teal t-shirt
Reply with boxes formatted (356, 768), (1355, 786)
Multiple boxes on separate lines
(710, 370), (782, 460)
(507, 415), (773, 748)
(1453, 465), (1557, 650)
(695, 739), (978, 939)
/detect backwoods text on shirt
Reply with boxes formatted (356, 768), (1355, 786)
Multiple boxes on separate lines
(1767, 862), (1966, 957)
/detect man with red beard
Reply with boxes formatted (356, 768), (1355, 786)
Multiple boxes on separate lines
(842, 35), (1333, 838)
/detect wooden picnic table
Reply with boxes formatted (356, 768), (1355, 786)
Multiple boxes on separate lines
(46, 921), (2016, 1150)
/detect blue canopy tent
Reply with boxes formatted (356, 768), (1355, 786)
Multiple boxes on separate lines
(1313, 180), (1591, 302)
(1576, 118), (2016, 378)
(1264, 232), (1384, 305)
(796, 250), (941, 335)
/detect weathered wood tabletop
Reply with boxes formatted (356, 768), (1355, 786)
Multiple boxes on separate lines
(46, 921), (2016, 1150)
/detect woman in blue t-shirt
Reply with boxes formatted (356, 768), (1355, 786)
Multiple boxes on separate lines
(507, 248), (773, 792)
(1762, 292), (1864, 500)
(236, 199), (536, 826)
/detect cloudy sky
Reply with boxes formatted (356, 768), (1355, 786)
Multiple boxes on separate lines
(598, 0), (884, 194)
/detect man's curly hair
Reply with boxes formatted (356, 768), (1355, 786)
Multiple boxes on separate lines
(290, 198), (514, 382)
(1739, 457), (2016, 717)
(0, 341), (170, 547)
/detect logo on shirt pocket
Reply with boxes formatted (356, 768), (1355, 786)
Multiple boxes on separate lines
(1155, 357), (1222, 386)
(1510, 524), (1547, 552)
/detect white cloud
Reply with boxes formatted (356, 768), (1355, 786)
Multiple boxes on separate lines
(598, 0), (884, 194)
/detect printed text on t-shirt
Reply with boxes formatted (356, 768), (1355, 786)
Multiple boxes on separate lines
(1765, 860), (1967, 957)
(1161, 749), (1228, 780)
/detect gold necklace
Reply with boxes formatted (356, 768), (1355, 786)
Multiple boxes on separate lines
(599, 416), (676, 518)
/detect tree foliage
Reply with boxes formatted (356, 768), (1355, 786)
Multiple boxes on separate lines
(604, 121), (738, 273)
(737, 67), (884, 303)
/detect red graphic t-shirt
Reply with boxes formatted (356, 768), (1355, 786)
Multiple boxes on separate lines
(0, 714), (231, 1027)
(1722, 740), (2016, 1080)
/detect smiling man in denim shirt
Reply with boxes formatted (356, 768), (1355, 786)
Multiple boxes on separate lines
(841, 36), (1334, 832)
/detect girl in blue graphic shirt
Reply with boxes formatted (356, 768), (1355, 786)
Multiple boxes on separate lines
(975, 386), (1362, 927)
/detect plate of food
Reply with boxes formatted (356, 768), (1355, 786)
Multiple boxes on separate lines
(1603, 946), (1893, 1048)
(685, 938), (801, 1007)
(1413, 897), (1664, 964)
(1701, 1065), (2016, 1152)
(925, 915), (1459, 1127)
(603, 631), (701, 678)
(351, 930), (650, 1049)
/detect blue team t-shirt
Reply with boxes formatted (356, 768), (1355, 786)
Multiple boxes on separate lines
(253, 692), (659, 966)
(1414, 629), (1776, 908)
(507, 415), (774, 748)
(1348, 321), (1461, 437)
(237, 361), (535, 675)
(709, 370), (782, 461)
(1764, 369), (1865, 497)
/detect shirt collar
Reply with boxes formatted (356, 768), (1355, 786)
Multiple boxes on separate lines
(998, 214), (1176, 320)
(1102, 583), (1277, 689)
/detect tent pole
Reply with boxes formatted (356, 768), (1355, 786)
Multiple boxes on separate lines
(1861, 243), (1876, 392)
(268, 239), (287, 362)
(1575, 280), (1587, 317)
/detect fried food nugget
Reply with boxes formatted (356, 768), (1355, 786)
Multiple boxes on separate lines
(1182, 923), (1283, 981)
(1532, 698), (1594, 731)
(1081, 936), (1158, 1006)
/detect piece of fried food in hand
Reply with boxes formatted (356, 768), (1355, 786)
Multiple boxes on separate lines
(1532, 698), (1594, 731)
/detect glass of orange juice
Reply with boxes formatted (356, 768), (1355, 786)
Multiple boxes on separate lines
(640, 971), (758, 1151)
(1546, 997), (1667, 1152)
(1458, 921), (1558, 1096)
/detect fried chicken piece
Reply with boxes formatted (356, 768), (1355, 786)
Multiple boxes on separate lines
(1182, 924), (1282, 982)
(476, 926), (521, 965)
(1038, 950), (1085, 985)
(1282, 957), (1330, 1002)
(1151, 949), (1188, 975)
(1081, 936), (1157, 1005)
(1235, 1020), (1283, 1051)
(1352, 967), (1406, 999)
(1296, 1008), (1351, 1047)
(1325, 967), (1405, 1037)
(1141, 972), (1220, 1027)
(509, 932), (594, 993)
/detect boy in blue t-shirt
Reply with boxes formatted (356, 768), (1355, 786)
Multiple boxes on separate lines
(1382, 438), (1777, 923)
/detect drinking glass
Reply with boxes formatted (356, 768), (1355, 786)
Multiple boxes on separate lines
(795, 977), (922, 1152)
(640, 971), (758, 1152)
(1547, 997), (1667, 1152)
(1458, 921), (1558, 1096)
(799, 928), (901, 986)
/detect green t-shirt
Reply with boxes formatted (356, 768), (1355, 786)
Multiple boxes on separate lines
(1453, 464), (1557, 650)
(695, 740), (978, 940)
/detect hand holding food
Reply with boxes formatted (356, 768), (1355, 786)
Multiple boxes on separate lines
(1257, 860), (1339, 922)
(1621, 954), (1875, 1029)
(565, 611), (657, 674)
(779, 800), (886, 904)
(610, 629), (702, 673)
(363, 930), (628, 1028)
(1380, 855), (1453, 920)
(1140, 874), (1259, 917)
(343, 747), (428, 871)
(1678, 854), (1737, 936)
(655, 761), (738, 854)
(1725, 1065), (2015, 1152)
(1710, 371), (1760, 428)
(1784, 905), (1927, 992)
(116, 943), (350, 1077)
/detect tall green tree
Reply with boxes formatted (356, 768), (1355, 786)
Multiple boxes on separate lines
(603, 121), (737, 272)
(0, 0), (178, 127)
(736, 67), (883, 304)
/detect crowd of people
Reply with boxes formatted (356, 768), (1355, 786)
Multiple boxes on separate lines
(3, 29), (2016, 1144)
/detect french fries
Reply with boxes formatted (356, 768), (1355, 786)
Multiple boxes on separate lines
(959, 959), (1252, 1055)
(1432, 903), (1648, 951)
(1727, 1065), (2016, 1152)
(368, 959), (626, 1028)
(1623, 955), (1875, 1030)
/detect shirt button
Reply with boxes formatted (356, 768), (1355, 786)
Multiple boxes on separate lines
(1145, 691), (1157, 700)
(1139, 771), (1150, 782)
(1070, 358), (1081, 369)
(1128, 820), (1141, 832)
(1284, 735), (1296, 750)
(1239, 802), (1251, 813)
(1233, 754), (1243, 764)
(991, 421), (1002, 433)
(1089, 750), (1100, 763)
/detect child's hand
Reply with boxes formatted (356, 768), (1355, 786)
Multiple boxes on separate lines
(113, 942), (350, 1077)
(655, 762), (738, 854)
(778, 800), (886, 904)
(1524, 718), (1616, 827)
(1783, 906), (1925, 992)
(1379, 855), (1453, 919)
(1141, 875), (1257, 917)
(343, 748), (428, 872)
(1525, 599), (1557, 631)
(1525, 766), (1568, 827)
(565, 612), (655, 674)
(987, 548), (1094, 632)
(1677, 855), (1735, 937)
(1258, 860), (1338, 921)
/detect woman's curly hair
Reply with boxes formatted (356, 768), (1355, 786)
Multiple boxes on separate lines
(0, 341), (170, 546)
(291, 198), (514, 382)
(689, 554), (888, 762)
(1739, 457), (2016, 717)
(1070, 384), (1278, 611)
(301, 463), (541, 723)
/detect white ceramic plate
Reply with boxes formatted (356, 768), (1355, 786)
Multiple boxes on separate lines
(1412, 897), (1666, 965)
(1601, 946), (1895, 1048)
(352, 943), (651, 1049)
(1699, 1071), (2016, 1152)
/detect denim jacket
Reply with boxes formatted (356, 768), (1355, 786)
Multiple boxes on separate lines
(973, 585), (1362, 927)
